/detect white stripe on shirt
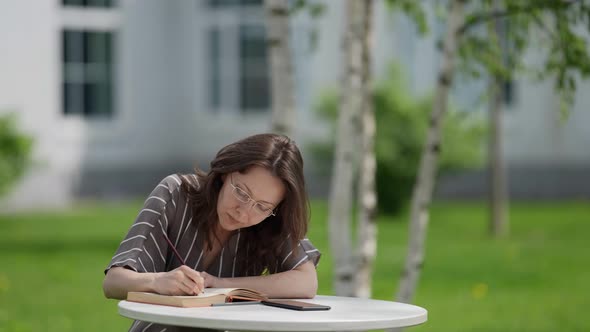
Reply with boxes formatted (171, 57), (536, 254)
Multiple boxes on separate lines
(156, 184), (170, 193)
(232, 230), (241, 278)
(120, 235), (147, 245)
(163, 212), (169, 230)
(139, 209), (161, 216)
(143, 245), (156, 272)
(130, 222), (155, 229)
(150, 233), (166, 263)
(146, 196), (167, 205)
(218, 247), (225, 277)
(291, 256), (309, 270)
(194, 251), (204, 270)
(281, 243), (301, 266)
(167, 174), (181, 186)
(138, 256), (148, 272)
(184, 226), (199, 262)
(174, 202), (188, 247)
(112, 247), (142, 259)
(141, 322), (153, 332)
(112, 258), (136, 265)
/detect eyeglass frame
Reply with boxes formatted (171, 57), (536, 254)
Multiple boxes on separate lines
(229, 174), (277, 218)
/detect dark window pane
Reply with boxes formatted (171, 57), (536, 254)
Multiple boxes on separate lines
(63, 30), (84, 63)
(239, 24), (269, 111)
(63, 0), (84, 6)
(240, 0), (262, 5)
(63, 0), (114, 7)
(208, 0), (239, 7)
(240, 25), (267, 58)
(241, 76), (269, 110)
(209, 28), (221, 109)
(85, 0), (114, 7)
(503, 80), (514, 106)
(85, 82), (112, 116)
(63, 83), (84, 115)
(85, 31), (111, 64)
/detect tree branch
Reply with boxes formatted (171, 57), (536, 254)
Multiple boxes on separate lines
(457, 0), (581, 35)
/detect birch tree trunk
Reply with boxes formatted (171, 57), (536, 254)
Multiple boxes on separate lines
(328, 0), (365, 297)
(396, 0), (465, 304)
(488, 0), (509, 237)
(354, 0), (377, 299)
(488, 77), (509, 237)
(264, 0), (295, 137)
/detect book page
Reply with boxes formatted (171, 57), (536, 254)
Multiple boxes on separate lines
(202, 288), (240, 296)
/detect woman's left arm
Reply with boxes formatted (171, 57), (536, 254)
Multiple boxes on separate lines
(202, 260), (318, 299)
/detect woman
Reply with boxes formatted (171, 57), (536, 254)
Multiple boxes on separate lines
(103, 133), (321, 332)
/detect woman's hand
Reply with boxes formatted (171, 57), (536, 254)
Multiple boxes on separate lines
(200, 271), (220, 288)
(152, 265), (205, 295)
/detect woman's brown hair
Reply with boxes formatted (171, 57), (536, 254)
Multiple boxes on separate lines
(180, 133), (308, 276)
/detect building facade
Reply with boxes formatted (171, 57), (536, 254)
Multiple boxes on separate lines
(1, 0), (589, 211)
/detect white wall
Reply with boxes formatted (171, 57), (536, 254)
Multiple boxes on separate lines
(0, 0), (84, 210)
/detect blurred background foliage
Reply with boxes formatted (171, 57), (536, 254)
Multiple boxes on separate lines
(309, 63), (486, 215)
(0, 113), (33, 197)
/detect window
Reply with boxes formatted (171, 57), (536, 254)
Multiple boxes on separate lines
(62, 0), (115, 8)
(207, 1), (269, 113)
(208, 0), (262, 7)
(502, 80), (515, 106)
(498, 17), (516, 107)
(240, 24), (269, 111)
(62, 30), (114, 117)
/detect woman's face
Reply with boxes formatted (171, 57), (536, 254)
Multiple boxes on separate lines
(217, 165), (286, 233)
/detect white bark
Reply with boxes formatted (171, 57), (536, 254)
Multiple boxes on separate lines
(328, 0), (365, 296)
(264, 0), (296, 137)
(354, 0), (377, 299)
(396, 0), (465, 305)
(488, 0), (509, 237)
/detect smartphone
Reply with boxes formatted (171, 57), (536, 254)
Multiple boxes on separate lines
(261, 300), (331, 311)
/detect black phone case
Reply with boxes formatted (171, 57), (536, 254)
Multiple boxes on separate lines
(261, 300), (331, 311)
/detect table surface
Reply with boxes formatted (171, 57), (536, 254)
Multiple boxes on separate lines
(118, 295), (427, 331)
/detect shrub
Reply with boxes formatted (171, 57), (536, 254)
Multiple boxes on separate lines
(0, 113), (33, 197)
(309, 63), (485, 215)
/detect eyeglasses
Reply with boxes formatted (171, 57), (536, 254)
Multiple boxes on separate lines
(229, 175), (276, 218)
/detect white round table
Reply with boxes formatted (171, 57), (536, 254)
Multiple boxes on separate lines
(118, 295), (427, 331)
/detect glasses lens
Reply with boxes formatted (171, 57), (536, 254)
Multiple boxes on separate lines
(233, 186), (250, 203)
(253, 203), (273, 216)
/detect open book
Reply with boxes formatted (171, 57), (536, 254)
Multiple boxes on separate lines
(127, 288), (268, 308)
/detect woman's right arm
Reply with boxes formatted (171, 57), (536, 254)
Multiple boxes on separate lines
(103, 266), (205, 300)
(102, 175), (204, 300)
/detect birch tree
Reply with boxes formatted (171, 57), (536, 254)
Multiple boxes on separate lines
(396, 0), (466, 304)
(265, 0), (296, 137)
(397, 0), (590, 304)
(355, 0), (377, 299)
(487, 0), (509, 237)
(328, 0), (367, 296)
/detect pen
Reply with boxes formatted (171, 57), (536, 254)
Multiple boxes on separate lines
(163, 233), (186, 265)
(211, 301), (262, 307)
(163, 234), (204, 294)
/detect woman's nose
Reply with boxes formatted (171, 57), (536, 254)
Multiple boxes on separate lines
(234, 205), (251, 223)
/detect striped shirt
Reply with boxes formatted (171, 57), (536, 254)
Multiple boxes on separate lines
(105, 174), (321, 332)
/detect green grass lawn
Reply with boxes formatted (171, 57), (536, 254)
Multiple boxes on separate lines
(1, 200), (589, 332)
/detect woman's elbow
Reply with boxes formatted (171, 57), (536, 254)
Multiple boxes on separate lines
(103, 270), (123, 299)
(306, 277), (318, 298)
(103, 276), (115, 299)
(300, 271), (318, 298)
(295, 261), (318, 298)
